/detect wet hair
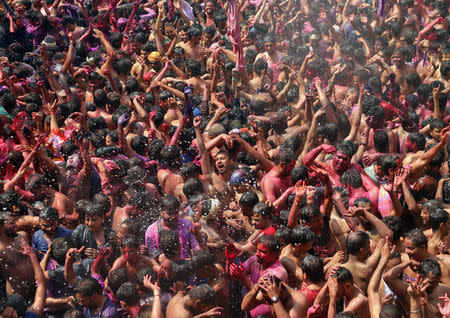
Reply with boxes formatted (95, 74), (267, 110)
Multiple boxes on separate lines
(301, 205), (321, 223)
(430, 208), (449, 231)
(121, 234), (139, 248)
(159, 230), (180, 258)
(185, 59), (202, 77)
(63, 309), (85, 318)
(93, 193), (111, 215)
(147, 139), (165, 160)
(85, 203), (105, 218)
(373, 130), (388, 152)
(116, 282), (140, 306)
(418, 258), (442, 277)
(404, 228), (427, 248)
(136, 267), (156, 288)
(93, 89), (107, 108)
(160, 145), (181, 169)
(346, 231), (369, 255)
(291, 166), (308, 184)
(404, 72), (421, 90)
(183, 178), (204, 199)
(107, 268), (128, 295)
(274, 150), (295, 165)
(188, 284), (215, 305)
(190, 250), (215, 271)
(376, 154), (399, 174)
(50, 237), (72, 266)
(353, 197), (371, 208)
(161, 195), (180, 212)
(39, 207), (59, 220)
(254, 58), (268, 76)
(335, 312), (359, 318)
(301, 255), (324, 283)
(290, 225), (315, 246)
(383, 216), (402, 242)
(239, 191), (259, 209)
(73, 278), (102, 299)
(341, 169), (362, 188)
(258, 235), (280, 253)
(187, 26), (202, 39)
(131, 135), (148, 155)
(408, 132), (426, 151)
(430, 118), (445, 131)
(25, 173), (45, 192)
(252, 203), (271, 217)
(274, 226), (291, 245)
(336, 141), (357, 157)
(333, 266), (353, 284)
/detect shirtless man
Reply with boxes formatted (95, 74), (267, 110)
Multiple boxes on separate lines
(280, 225), (315, 287)
(166, 284), (223, 318)
(255, 34), (284, 83)
(193, 116), (235, 203)
(241, 275), (308, 318)
(341, 231), (383, 294)
(380, 48), (415, 89)
(384, 258), (450, 318)
(428, 209), (450, 256)
(176, 26), (208, 60)
(260, 150), (296, 204)
(111, 234), (152, 282)
(0, 212), (36, 300)
(87, 89), (114, 129)
(25, 173), (74, 219)
(314, 266), (370, 318)
(401, 228), (450, 285)
(303, 142), (375, 189)
(157, 145), (184, 196)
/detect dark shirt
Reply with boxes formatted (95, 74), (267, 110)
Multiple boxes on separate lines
(32, 226), (72, 254)
(71, 224), (111, 251)
(82, 295), (121, 318)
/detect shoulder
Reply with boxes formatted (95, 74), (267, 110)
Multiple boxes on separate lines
(145, 222), (159, 236)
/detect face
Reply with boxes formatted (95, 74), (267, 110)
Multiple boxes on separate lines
(85, 214), (104, 232)
(332, 151), (351, 174)
(180, 30), (188, 42)
(76, 293), (93, 308)
(215, 153), (230, 174)
(391, 53), (404, 66)
(0, 307), (18, 318)
(251, 213), (266, 230)
(305, 215), (324, 235)
(294, 240), (313, 254)
(121, 246), (138, 262)
(131, 42), (142, 55)
(404, 238), (422, 261)
(2, 216), (17, 237)
(162, 210), (179, 229)
(264, 41), (275, 54)
(420, 207), (430, 225)
(40, 218), (57, 235)
(165, 26), (176, 39)
(205, 1), (214, 14)
(256, 243), (277, 266)
(430, 127), (442, 141)
(190, 35), (201, 45)
(424, 272), (441, 293)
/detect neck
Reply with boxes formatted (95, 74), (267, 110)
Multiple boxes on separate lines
(345, 286), (359, 300)
(431, 230), (443, 241)
(348, 254), (364, 263)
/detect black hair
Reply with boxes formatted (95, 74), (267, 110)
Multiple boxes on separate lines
(273, 150), (295, 165)
(188, 284), (215, 305)
(418, 258), (441, 277)
(116, 282), (140, 306)
(379, 303), (402, 318)
(376, 154), (399, 174)
(274, 226), (291, 245)
(239, 191), (259, 208)
(373, 130), (388, 152)
(190, 250), (215, 271)
(346, 231), (369, 255)
(341, 169), (362, 188)
(121, 234), (139, 248)
(252, 203), (271, 217)
(161, 195), (180, 212)
(430, 208), (448, 231)
(291, 166), (308, 184)
(334, 266), (353, 283)
(404, 228), (427, 247)
(404, 72), (421, 90)
(39, 207), (58, 220)
(74, 278), (103, 296)
(383, 216), (402, 242)
(290, 225), (316, 246)
(107, 268), (128, 295)
(258, 235), (280, 253)
(301, 205), (321, 223)
(160, 145), (181, 169)
(183, 178), (204, 199)
(301, 255), (325, 283)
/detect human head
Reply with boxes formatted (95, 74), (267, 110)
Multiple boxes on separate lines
(301, 205), (324, 235)
(421, 199), (442, 226)
(84, 204), (105, 232)
(346, 231), (370, 260)
(430, 208), (449, 236)
(239, 191), (259, 217)
(256, 235), (280, 266)
(418, 258), (442, 293)
(274, 150), (296, 176)
(290, 225), (315, 254)
(214, 150), (231, 175)
(116, 282), (140, 310)
(332, 143), (354, 174)
(121, 234), (139, 262)
(332, 266), (354, 298)
(251, 203), (272, 230)
(190, 250), (215, 276)
(159, 230), (180, 259)
(74, 278), (104, 309)
(188, 284), (216, 314)
(429, 118), (445, 142)
(404, 228), (428, 261)
(106, 268), (127, 298)
(161, 195), (180, 229)
(38, 207), (59, 236)
(0, 212), (17, 238)
(341, 169), (363, 190)
(301, 255), (324, 284)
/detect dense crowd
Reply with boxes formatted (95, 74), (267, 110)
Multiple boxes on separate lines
(0, 0), (449, 316)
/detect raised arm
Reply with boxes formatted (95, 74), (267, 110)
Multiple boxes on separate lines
(193, 116), (215, 178)
(345, 86), (365, 142)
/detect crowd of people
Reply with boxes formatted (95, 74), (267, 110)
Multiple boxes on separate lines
(0, 0), (449, 316)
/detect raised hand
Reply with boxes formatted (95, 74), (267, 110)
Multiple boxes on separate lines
(294, 180), (307, 197)
(143, 275), (161, 295)
(393, 167), (410, 190)
(225, 242), (241, 261)
(193, 116), (202, 128)
(438, 293), (450, 317)
(321, 144), (336, 153)
(66, 246), (85, 261)
(229, 262), (246, 281)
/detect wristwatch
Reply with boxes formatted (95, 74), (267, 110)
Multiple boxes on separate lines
(270, 296), (280, 303)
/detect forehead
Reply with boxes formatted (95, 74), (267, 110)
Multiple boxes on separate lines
(257, 243), (270, 251)
(404, 237), (416, 247)
(335, 150), (350, 158)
